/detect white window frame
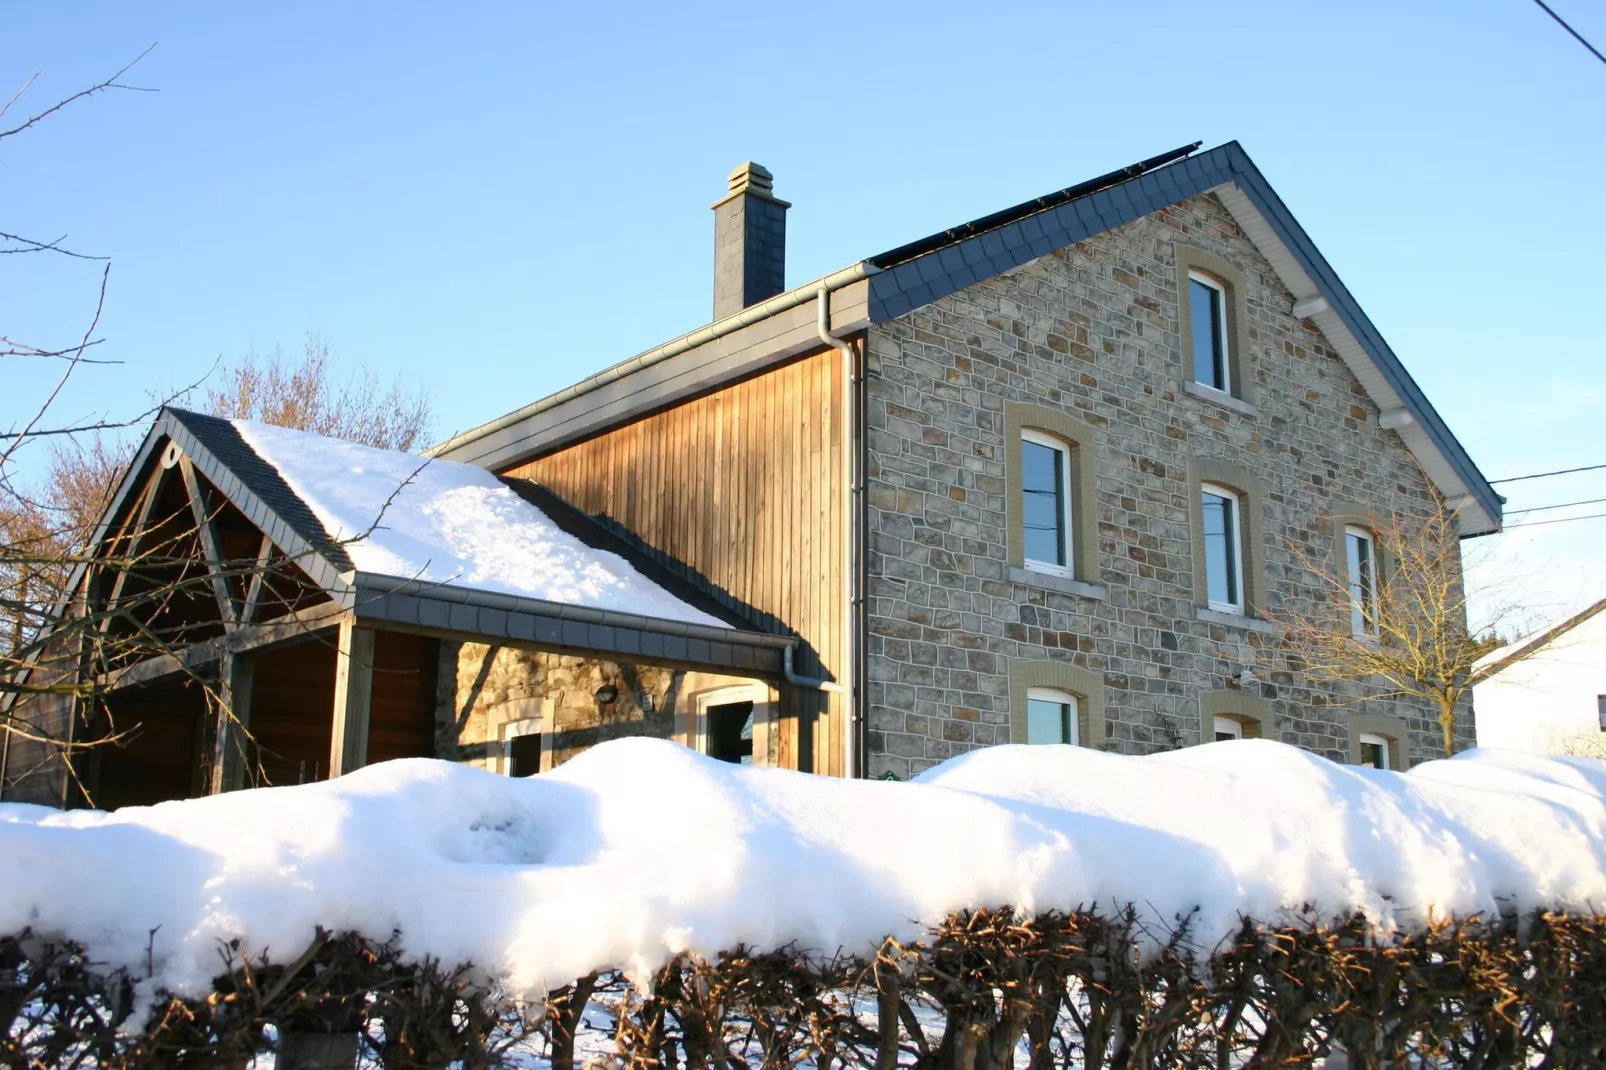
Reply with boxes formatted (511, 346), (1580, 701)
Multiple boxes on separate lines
(498, 714), (550, 777)
(1025, 686), (1079, 746)
(1344, 525), (1379, 638)
(1212, 715), (1243, 742)
(1188, 270), (1231, 394)
(1021, 429), (1074, 578)
(1358, 731), (1391, 770)
(694, 683), (773, 766)
(1201, 482), (1245, 615)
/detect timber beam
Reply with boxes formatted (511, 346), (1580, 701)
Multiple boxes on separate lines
(99, 601), (350, 693)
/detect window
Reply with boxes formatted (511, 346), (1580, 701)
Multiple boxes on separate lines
(1010, 661), (1104, 747)
(705, 701), (755, 764)
(1358, 732), (1391, 770)
(1189, 273), (1229, 392)
(1201, 484), (1243, 613)
(1213, 716), (1243, 742)
(1026, 687), (1079, 745)
(1598, 696), (1606, 732)
(1345, 525), (1378, 636)
(1021, 431), (1073, 575)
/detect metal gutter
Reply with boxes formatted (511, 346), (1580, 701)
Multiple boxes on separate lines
(425, 261), (880, 461)
(347, 571), (794, 648)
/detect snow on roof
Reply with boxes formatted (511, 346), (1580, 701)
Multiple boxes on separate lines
(3, 738), (1604, 999)
(232, 420), (727, 628)
(1475, 598), (1606, 675)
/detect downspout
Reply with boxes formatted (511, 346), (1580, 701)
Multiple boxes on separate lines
(815, 288), (860, 777)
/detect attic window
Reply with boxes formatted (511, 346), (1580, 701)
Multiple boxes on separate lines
(1189, 272), (1229, 392)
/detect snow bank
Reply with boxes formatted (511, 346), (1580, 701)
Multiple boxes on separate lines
(3, 739), (1605, 999)
(232, 420), (725, 627)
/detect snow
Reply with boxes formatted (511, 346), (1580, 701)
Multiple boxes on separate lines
(232, 419), (726, 628)
(2, 739), (1605, 1002)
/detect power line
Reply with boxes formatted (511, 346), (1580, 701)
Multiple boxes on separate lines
(1509, 495), (1606, 514)
(1504, 510), (1606, 530)
(1531, 0), (1606, 67)
(1490, 462), (1606, 484)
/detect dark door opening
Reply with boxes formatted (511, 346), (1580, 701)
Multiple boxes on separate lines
(508, 733), (543, 777)
(706, 701), (754, 764)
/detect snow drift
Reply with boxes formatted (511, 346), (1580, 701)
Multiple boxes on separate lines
(233, 419), (726, 627)
(2, 738), (1604, 999)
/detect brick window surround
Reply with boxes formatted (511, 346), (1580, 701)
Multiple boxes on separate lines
(1175, 245), (1251, 403)
(1004, 402), (1100, 583)
(1188, 458), (1266, 616)
(1201, 689), (1268, 742)
(1008, 660), (1106, 749)
(1348, 711), (1409, 770)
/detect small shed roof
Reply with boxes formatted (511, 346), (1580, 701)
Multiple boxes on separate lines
(73, 410), (791, 678)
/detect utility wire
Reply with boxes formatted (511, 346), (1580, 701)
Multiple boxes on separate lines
(1504, 510), (1606, 529)
(1509, 495), (1606, 515)
(1490, 462), (1606, 484)
(1530, 0), (1606, 67)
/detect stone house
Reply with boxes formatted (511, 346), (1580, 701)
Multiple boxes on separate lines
(1, 141), (1500, 806)
(434, 140), (1499, 778)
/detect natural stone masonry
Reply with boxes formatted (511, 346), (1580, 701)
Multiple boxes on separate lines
(863, 191), (1471, 779)
(437, 644), (776, 770)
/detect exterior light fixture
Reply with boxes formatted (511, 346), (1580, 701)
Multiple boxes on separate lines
(594, 683), (620, 705)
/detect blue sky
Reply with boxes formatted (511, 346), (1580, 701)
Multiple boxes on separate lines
(4, 0), (1603, 633)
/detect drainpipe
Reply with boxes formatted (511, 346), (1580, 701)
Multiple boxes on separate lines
(783, 644), (846, 695)
(814, 288), (860, 777)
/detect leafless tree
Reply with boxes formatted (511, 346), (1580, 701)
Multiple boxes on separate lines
(1275, 500), (1537, 758)
(0, 49), (430, 805)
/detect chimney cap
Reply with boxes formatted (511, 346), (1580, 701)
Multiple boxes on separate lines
(728, 161), (773, 194)
(713, 161), (790, 209)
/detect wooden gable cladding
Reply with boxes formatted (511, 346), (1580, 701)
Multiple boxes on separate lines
(504, 349), (850, 775)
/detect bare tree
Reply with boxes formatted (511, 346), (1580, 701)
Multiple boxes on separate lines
(1275, 501), (1526, 758)
(0, 50), (420, 806)
(205, 332), (433, 453)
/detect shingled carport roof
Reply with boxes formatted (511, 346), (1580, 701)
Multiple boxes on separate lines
(70, 409), (793, 678)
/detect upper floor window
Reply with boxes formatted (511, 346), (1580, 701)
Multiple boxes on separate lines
(1345, 525), (1378, 637)
(1021, 430), (1073, 576)
(1358, 731), (1391, 770)
(1213, 715), (1243, 742)
(1189, 272), (1229, 392)
(1201, 483), (1243, 613)
(1026, 687), (1079, 745)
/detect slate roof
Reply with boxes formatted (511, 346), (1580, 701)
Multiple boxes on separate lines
(58, 408), (788, 676)
(430, 140), (1500, 533)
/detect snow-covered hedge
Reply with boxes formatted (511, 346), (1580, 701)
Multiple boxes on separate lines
(3, 739), (1606, 1066)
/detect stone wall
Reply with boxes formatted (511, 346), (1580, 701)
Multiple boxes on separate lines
(437, 643), (776, 770)
(862, 190), (1472, 779)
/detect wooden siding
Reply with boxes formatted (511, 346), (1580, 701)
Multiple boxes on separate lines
(505, 348), (850, 775)
(367, 631), (440, 766)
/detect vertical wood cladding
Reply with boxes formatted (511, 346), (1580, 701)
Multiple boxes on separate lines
(504, 350), (848, 775)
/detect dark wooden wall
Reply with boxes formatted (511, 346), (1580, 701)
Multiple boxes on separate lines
(251, 637), (339, 787)
(94, 678), (209, 809)
(505, 349), (850, 775)
(367, 631), (439, 766)
(249, 628), (440, 787)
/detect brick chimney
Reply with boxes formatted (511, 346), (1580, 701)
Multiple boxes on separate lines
(711, 162), (789, 321)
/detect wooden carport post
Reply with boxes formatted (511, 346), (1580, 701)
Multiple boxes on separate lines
(209, 650), (255, 794)
(328, 618), (375, 777)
